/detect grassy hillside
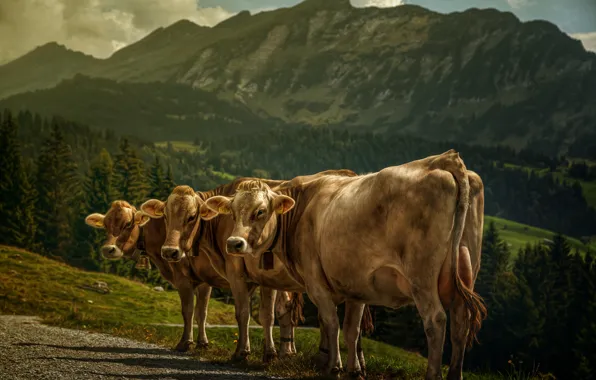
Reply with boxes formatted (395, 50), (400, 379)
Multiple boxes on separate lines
(487, 216), (596, 255)
(0, 246), (237, 326)
(0, 246), (527, 379)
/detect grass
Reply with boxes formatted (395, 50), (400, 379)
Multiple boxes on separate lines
(0, 245), (238, 326)
(154, 140), (205, 153)
(0, 245), (526, 379)
(485, 216), (596, 256)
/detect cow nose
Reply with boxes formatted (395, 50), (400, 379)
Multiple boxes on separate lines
(101, 245), (121, 259)
(227, 237), (247, 253)
(162, 247), (182, 261)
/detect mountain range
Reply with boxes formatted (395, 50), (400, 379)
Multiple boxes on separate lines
(1, 0), (595, 156)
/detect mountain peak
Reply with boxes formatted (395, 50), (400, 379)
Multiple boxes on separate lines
(164, 19), (203, 33)
(214, 10), (252, 29)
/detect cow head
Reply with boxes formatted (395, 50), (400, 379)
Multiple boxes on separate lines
(201, 180), (294, 256)
(141, 185), (212, 262)
(85, 201), (150, 259)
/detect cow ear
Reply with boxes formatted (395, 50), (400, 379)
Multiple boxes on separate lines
(199, 203), (219, 220)
(141, 199), (165, 218)
(134, 211), (151, 227)
(85, 213), (105, 229)
(204, 196), (232, 216)
(272, 195), (295, 215)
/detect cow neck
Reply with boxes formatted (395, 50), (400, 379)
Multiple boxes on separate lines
(260, 214), (282, 270)
(265, 214), (282, 254)
(131, 225), (147, 261)
(190, 218), (206, 257)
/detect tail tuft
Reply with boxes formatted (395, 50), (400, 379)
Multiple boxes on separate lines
(289, 292), (305, 326)
(360, 305), (375, 336)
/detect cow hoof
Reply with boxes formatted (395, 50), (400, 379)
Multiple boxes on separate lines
(327, 366), (343, 378)
(262, 351), (278, 363)
(231, 351), (250, 362)
(279, 351), (296, 359)
(175, 340), (193, 352)
(347, 371), (366, 379)
(446, 372), (462, 380)
(195, 342), (209, 350)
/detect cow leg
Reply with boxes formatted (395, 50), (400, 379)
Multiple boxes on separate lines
(259, 286), (278, 363)
(194, 282), (212, 349)
(228, 270), (255, 362)
(357, 329), (366, 376)
(307, 286), (342, 375)
(412, 287), (447, 380)
(317, 313), (330, 369)
(175, 283), (195, 352)
(275, 292), (296, 358)
(343, 301), (366, 378)
(447, 296), (468, 380)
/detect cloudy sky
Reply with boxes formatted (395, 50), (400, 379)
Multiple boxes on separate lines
(0, 0), (594, 64)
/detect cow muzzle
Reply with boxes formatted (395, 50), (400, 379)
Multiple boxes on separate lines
(226, 236), (248, 255)
(101, 245), (123, 259)
(161, 246), (185, 262)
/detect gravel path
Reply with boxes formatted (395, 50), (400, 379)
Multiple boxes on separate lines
(0, 315), (277, 380)
(153, 323), (317, 330)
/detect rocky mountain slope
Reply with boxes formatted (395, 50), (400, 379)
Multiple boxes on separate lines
(0, 75), (278, 141)
(1, 0), (595, 154)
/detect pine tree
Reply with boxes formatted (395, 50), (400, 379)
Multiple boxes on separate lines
(468, 221), (514, 370)
(73, 149), (118, 270)
(573, 253), (596, 379)
(148, 156), (165, 199)
(86, 149), (118, 212)
(113, 139), (149, 205)
(541, 234), (573, 376)
(0, 110), (19, 244)
(163, 164), (176, 197)
(34, 121), (80, 258)
(0, 111), (37, 248)
(11, 163), (38, 250)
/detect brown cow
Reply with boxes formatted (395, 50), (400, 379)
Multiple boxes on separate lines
(201, 150), (487, 380)
(140, 172), (372, 365)
(84, 200), (300, 357)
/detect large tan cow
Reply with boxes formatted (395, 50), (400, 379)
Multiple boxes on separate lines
(84, 200), (301, 359)
(140, 172), (372, 365)
(200, 150), (487, 380)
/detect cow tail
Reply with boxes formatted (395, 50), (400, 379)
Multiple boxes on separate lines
(289, 292), (305, 326)
(360, 305), (374, 336)
(448, 151), (487, 348)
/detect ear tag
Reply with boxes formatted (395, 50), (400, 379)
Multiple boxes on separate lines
(95, 221), (104, 227)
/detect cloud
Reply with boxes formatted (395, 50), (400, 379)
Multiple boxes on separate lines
(0, 0), (234, 64)
(506, 0), (530, 9)
(350, 0), (407, 7)
(571, 32), (596, 52)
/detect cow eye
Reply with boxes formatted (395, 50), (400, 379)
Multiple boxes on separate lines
(187, 214), (196, 223)
(256, 209), (265, 218)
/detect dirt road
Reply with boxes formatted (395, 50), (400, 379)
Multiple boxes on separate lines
(0, 315), (277, 380)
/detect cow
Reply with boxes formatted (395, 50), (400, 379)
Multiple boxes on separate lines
(140, 172), (373, 366)
(84, 200), (301, 359)
(199, 150), (487, 380)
